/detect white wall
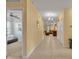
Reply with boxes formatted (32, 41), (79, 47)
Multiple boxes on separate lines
(57, 18), (64, 46)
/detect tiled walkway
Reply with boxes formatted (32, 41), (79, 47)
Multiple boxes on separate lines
(28, 35), (72, 59)
(7, 35), (72, 59)
(7, 42), (22, 57)
(7, 42), (22, 59)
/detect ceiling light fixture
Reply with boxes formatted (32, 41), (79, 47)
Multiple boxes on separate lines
(44, 12), (58, 17)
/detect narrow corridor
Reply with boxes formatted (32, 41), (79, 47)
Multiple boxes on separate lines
(6, 0), (72, 59)
(28, 35), (72, 59)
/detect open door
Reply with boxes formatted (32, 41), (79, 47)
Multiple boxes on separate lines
(6, 9), (23, 57)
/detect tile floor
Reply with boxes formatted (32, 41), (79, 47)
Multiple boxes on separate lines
(28, 35), (72, 59)
(7, 42), (23, 59)
(7, 35), (72, 59)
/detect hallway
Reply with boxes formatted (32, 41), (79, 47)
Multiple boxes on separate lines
(28, 35), (72, 59)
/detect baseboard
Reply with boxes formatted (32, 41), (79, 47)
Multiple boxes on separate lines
(26, 47), (35, 59)
(26, 38), (45, 59)
(22, 56), (27, 59)
(57, 38), (64, 47)
(21, 46), (38, 59)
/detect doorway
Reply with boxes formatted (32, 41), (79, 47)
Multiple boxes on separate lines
(6, 9), (23, 57)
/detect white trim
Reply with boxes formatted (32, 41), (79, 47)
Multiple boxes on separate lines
(26, 47), (36, 59)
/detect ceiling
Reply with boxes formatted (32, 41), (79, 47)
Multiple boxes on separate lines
(32, 0), (72, 17)
(32, 0), (72, 25)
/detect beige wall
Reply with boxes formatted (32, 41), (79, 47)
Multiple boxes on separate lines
(57, 8), (72, 47)
(64, 8), (72, 47)
(7, 0), (44, 56)
(27, 0), (44, 54)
